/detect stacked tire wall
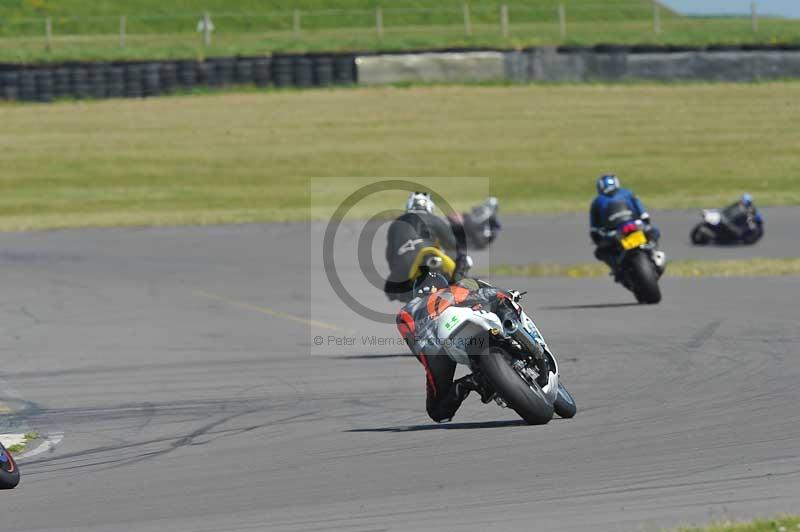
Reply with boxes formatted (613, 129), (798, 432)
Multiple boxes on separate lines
(0, 54), (357, 103)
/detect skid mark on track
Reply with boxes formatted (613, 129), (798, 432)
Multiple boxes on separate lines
(684, 319), (723, 351)
(193, 288), (345, 331)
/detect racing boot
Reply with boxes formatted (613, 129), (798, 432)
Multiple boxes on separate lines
(454, 374), (495, 404)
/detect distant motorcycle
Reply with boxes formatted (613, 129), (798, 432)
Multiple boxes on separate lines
(462, 196), (502, 250)
(0, 441), (20, 489)
(690, 208), (764, 245)
(598, 206), (666, 304)
(435, 283), (576, 424)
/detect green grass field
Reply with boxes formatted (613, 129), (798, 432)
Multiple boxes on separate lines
(0, 0), (797, 63)
(677, 515), (800, 532)
(488, 258), (800, 278)
(0, 82), (798, 231)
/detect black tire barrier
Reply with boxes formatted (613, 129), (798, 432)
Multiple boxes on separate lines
(124, 64), (143, 98)
(36, 70), (54, 102)
(253, 57), (272, 87)
(630, 44), (670, 54)
(107, 66), (125, 98)
(1, 72), (18, 100)
(235, 58), (254, 85)
(556, 45), (592, 54)
(88, 66), (107, 99)
(160, 62), (178, 94)
(594, 44), (631, 54)
(143, 63), (161, 97)
(212, 57), (236, 86)
(176, 61), (197, 89)
(71, 67), (90, 99)
(18, 70), (37, 102)
(272, 56), (294, 87)
(53, 68), (71, 98)
(294, 56), (314, 87)
(706, 44), (743, 52)
(313, 56), (335, 86)
(334, 54), (357, 84)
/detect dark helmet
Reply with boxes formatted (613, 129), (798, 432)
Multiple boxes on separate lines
(596, 174), (620, 196)
(412, 271), (449, 298)
(741, 193), (753, 207)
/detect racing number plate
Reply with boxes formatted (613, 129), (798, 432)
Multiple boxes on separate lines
(621, 230), (647, 250)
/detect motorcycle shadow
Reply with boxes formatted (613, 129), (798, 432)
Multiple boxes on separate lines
(347, 419), (530, 432)
(333, 353), (413, 360)
(540, 302), (640, 310)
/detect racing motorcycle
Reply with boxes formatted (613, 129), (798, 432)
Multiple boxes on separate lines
(435, 284), (576, 424)
(0, 441), (20, 489)
(690, 208), (764, 245)
(462, 196), (502, 250)
(598, 203), (665, 304)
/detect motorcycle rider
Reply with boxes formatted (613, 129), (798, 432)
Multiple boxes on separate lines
(590, 174), (661, 273)
(385, 192), (498, 302)
(396, 271), (522, 423)
(719, 193), (761, 240)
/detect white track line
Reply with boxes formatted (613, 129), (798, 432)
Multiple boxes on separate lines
(18, 431), (64, 460)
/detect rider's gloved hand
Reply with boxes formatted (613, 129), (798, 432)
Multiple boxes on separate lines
(508, 290), (523, 302)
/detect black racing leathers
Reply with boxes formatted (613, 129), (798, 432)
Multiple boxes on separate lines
(396, 280), (512, 422)
(384, 211), (466, 302)
(721, 201), (758, 239)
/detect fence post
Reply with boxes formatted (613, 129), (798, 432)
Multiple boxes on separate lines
(462, 3), (472, 36)
(45, 16), (52, 51)
(558, 3), (566, 40)
(653, 1), (661, 34)
(293, 9), (301, 38)
(119, 15), (126, 48)
(203, 11), (211, 46)
(751, 0), (758, 32)
(500, 4), (509, 38)
(376, 7), (384, 41)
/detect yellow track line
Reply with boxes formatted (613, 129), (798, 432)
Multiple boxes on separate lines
(193, 289), (345, 332)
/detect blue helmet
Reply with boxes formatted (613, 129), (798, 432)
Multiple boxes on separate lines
(596, 174), (620, 196)
(412, 271), (449, 298)
(741, 193), (753, 207)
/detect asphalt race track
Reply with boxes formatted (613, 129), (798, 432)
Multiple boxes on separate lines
(0, 208), (798, 532)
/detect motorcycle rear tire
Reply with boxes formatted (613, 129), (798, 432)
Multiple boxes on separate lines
(690, 224), (712, 245)
(0, 442), (20, 489)
(480, 348), (553, 425)
(630, 252), (661, 304)
(553, 382), (577, 419)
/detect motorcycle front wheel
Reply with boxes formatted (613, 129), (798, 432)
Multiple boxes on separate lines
(0, 442), (20, 489)
(480, 348), (553, 425)
(554, 382), (577, 419)
(690, 223), (712, 245)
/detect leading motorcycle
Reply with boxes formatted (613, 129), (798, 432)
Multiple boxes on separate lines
(598, 204), (666, 304)
(434, 284), (576, 424)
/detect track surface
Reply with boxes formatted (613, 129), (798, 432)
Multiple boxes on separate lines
(0, 209), (798, 531)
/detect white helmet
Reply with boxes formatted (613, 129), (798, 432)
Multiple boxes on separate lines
(405, 192), (435, 214)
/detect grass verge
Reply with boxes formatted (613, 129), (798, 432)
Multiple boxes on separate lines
(487, 258), (800, 278)
(6, 431), (40, 454)
(0, 83), (799, 231)
(676, 515), (800, 532)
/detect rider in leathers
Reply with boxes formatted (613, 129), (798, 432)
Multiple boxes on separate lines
(719, 193), (761, 240)
(396, 272), (520, 423)
(384, 192), (470, 302)
(590, 174), (661, 272)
